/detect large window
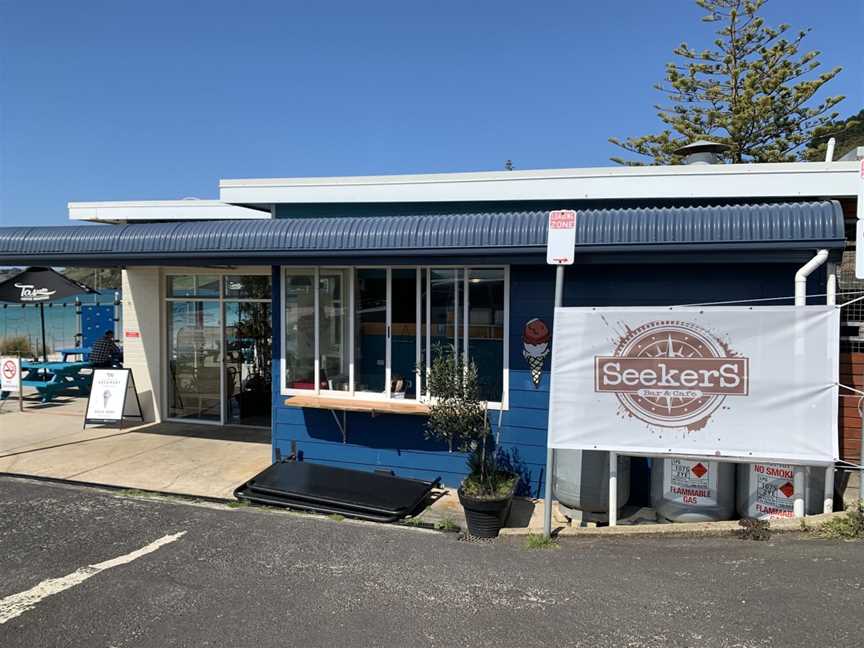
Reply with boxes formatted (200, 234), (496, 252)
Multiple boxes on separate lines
(283, 267), (508, 405)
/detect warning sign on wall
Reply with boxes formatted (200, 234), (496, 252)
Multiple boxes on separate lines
(663, 459), (718, 506)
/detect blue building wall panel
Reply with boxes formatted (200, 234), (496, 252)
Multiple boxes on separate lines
(271, 260), (826, 497)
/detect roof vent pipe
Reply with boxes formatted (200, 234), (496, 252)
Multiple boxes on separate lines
(673, 140), (731, 165)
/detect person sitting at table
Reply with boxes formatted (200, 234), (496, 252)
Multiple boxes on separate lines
(90, 330), (120, 367)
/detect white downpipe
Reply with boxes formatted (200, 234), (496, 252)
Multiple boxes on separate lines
(794, 249), (828, 306)
(824, 262), (837, 513)
(825, 137), (836, 162)
(793, 249), (829, 518)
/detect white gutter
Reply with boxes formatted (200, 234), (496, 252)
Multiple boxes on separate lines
(792, 248), (830, 518)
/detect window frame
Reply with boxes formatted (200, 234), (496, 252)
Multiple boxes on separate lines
(281, 265), (509, 409)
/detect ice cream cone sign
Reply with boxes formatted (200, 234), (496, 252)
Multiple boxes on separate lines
(522, 318), (551, 387)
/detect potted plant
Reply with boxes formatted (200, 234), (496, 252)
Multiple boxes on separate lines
(425, 346), (517, 538)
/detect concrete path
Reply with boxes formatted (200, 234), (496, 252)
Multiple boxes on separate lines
(0, 397), (271, 499)
(1, 476), (862, 648)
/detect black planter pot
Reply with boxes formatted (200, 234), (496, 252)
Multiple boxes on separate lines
(457, 481), (516, 539)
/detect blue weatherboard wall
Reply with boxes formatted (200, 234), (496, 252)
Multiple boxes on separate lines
(270, 260), (825, 496)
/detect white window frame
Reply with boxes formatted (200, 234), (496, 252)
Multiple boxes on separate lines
(281, 265), (509, 409)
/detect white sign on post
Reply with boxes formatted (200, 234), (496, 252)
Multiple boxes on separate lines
(84, 368), (143, 427)
(1, 356), (21, 393)
(547, 306), (840, 465)
(546, 210), (577, 265)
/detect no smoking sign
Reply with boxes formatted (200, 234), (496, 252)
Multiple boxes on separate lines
(1, 357), (21, 394)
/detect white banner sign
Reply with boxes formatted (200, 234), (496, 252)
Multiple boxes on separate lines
(1, 356), (21, 393)
(547, 306), (840, 464)
(85, 368), (141, 424)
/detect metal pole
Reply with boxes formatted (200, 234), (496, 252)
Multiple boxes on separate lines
(608, 451), (618, 526)
(17, 352), (23, 412)
(75, 297), (82, 348)
(543, 265), (565, 538)
(39, 303), (47, 362)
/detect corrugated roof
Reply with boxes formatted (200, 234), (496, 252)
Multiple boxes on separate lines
(0, 201), (845, 265)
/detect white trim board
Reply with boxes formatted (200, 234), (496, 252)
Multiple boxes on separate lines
(69, 199), (270, 223)
(219, 161), (859, 205)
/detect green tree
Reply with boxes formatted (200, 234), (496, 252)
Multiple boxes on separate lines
(610, 0), (847, 165)
(803, 109), (864, 161)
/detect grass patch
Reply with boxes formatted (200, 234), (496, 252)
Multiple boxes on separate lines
(327, 513), (345, 522)
(226, 500), (249, 509)
(816, 500), (864, 540)
(403, 517), (427, 527)
(434, 517), (460, 532)
(116, 488), (153, 498)
(524, 533), (559, 550)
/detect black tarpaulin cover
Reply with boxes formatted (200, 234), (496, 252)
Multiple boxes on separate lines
(235, 461), (438, 523)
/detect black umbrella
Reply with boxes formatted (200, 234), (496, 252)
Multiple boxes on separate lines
(0, 267), (99, 362)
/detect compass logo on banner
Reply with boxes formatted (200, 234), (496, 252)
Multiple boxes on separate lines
(594, 320), (750, 431)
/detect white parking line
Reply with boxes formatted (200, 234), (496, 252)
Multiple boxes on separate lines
(0, 531), (186, 624)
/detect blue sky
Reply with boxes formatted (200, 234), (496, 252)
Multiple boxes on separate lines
(1, 0), (862, 226)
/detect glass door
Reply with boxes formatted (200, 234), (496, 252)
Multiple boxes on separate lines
(224, 301), (272, 427)
(167, 301), (222, 421)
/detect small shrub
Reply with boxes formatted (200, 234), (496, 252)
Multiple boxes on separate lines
(738, 518), (771, 541)
(524, 534), (559, 550)
(424, 344), (516, 497)
(816, 500), (864, 540)
(0, 335), (32, 356)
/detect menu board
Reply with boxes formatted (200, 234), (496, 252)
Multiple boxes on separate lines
(84, 368), (142, 426)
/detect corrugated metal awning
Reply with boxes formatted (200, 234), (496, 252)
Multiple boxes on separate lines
(0, 201), (845, 266)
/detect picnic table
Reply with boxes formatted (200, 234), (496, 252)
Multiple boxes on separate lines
(17, 361), (94, 402)
(57, 346), (92, 362)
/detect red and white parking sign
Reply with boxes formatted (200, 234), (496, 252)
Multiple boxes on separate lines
(546, 210), (577, 265)
(1, 357), (21, 393)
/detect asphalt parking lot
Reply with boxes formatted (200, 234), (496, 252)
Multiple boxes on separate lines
(0, 475), (862, 648)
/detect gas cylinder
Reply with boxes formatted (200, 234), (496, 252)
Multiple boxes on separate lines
(651, 458), (735, 522)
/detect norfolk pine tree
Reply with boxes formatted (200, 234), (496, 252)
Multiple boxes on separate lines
(609, 0), (849, 165)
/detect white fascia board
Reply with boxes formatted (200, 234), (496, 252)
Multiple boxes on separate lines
(218, 161), (859, 205)
(68, 199), (270, 223)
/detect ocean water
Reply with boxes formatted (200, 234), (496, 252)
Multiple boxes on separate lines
(0, 295), (121, 356)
